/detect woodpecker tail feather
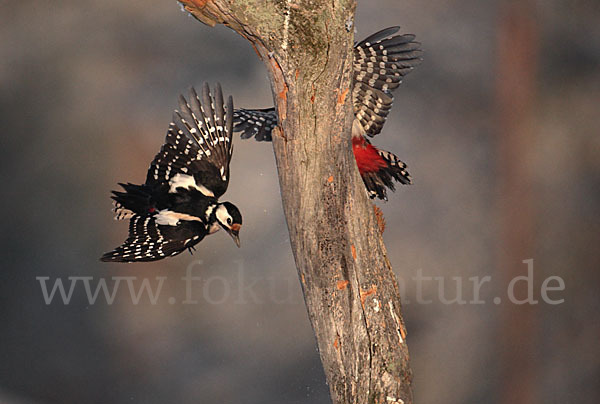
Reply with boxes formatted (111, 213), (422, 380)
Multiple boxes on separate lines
(111, 183), (154, 220)
(362, 148), (411, 201)
(376, 148), (411, 185)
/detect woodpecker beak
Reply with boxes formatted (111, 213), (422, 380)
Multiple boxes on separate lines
(227, 223), (241, 248)
(230, 231), (241, 248)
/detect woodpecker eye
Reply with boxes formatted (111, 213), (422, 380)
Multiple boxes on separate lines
(227, 218), (232, 226)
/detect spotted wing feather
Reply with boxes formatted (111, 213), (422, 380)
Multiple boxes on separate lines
(146, 83), (234, 198)
(100, 215), (206, 262)
(234, 27), (421, 141)
(233, 108), (277, 142)
(353, 26), (422, 137)
(352, 83), (394, 138)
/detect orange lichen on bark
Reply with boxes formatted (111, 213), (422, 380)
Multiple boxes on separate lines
(360, 285), (377, 307)
(179, 0), (220, 26)
(264, 56), (287, 119)
(337, 87), (349, 105)
(351, 244), (357, 260)
(373, 205), (386, 233)
(276, 83), (288, 120)
(333, 336), (339, 350)
(337, 280), (349, 290)
(278, 84), (288, 101)
(188, 0), (210, 7)
(327, 175), (334, 183)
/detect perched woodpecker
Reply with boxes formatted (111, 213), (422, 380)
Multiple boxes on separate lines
(101, 83), (242, 262)
(233, 26), (422, 200)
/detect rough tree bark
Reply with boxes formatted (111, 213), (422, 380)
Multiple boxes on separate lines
(178, 1), (413, 403)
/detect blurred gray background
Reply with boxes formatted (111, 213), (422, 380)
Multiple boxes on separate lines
(1, 0), (599, 403)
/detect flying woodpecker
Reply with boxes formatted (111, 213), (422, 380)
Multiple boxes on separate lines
(233, 26), (422, 200)
(101, 83), (242, 262)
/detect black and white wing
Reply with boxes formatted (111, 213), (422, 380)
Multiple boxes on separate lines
(146, 83), (234, 199)
(233, 27), (422, 141)
(353, 26), (422, 137)
(100, 215), (206, 262)
(233, 108), (277, 142)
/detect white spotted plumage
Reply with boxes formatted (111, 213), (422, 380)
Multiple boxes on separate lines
(234, 27), (421, 141)
(231, 26), (421, 201)
(102, 84), (241, 263)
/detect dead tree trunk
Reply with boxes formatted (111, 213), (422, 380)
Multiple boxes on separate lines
(178, 1), (413, 403)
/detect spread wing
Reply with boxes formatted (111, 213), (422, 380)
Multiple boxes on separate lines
(233, 108), (277, 142)
(100, 215), (206, 262)
(353, 26), (422, 137)
(146, 83), (234, 198)
(233, 27), (422, 141)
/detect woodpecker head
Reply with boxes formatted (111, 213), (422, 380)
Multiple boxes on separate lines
(215, 202), (242, 247)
